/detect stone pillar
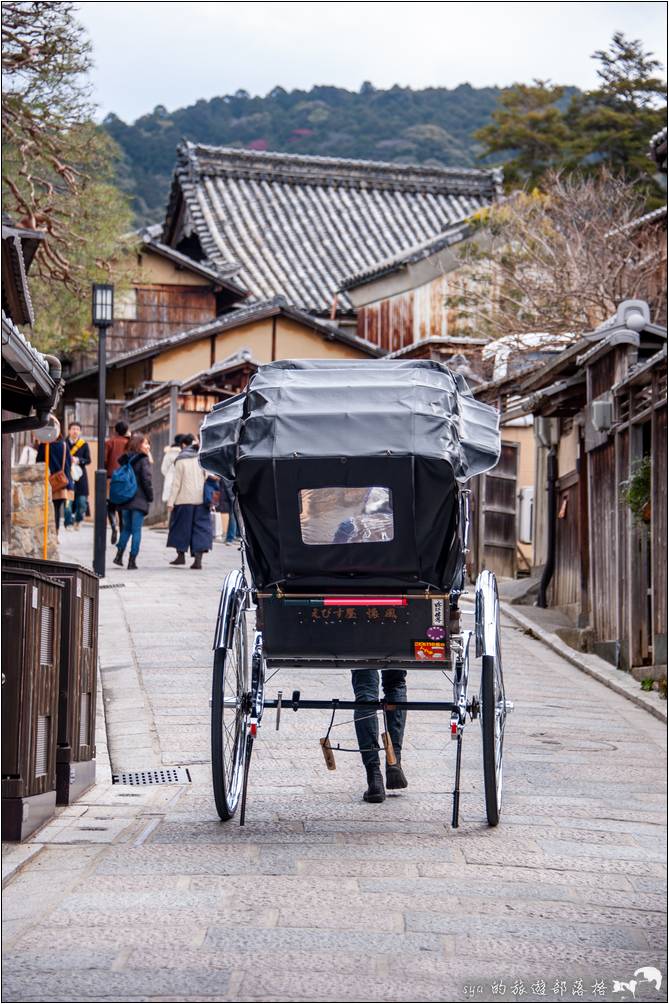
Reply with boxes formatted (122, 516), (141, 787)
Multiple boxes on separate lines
(7, 464), (58, 559)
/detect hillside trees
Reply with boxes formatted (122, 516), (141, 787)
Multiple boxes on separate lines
(1, 1), (133, 351)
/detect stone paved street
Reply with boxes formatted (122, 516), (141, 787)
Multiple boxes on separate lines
(2, 524), (667, 1003)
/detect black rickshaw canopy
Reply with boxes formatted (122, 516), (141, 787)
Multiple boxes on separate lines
(199, 359), (500, 591)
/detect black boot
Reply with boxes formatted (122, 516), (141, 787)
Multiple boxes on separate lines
(128, 555), (138, 570)
(191, 553), (203, 569)
(113, 549), (124, 567)
(170, 551), (186, 566)
(363, 764), (386, 803)
(386, 758), (408, 790)
(111, 525), (118, 546)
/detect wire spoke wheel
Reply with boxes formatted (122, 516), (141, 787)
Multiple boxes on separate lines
(477, 571), (506, 827)
(211, 579), (249, 820)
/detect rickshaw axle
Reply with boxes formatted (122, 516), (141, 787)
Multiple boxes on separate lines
(263, 697), (461, 713)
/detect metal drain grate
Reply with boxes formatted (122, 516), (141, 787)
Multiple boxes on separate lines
(112, 767), (191, 785)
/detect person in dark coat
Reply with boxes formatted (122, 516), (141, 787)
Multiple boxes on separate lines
(64, 422), (91, 530)
(105, 420), (131, 544)
(166, 433), (212, 569)
(37, 433), (74, 536)
(112, 432), (153, 570)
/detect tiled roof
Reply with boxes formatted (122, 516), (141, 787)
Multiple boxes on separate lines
(339, 220), (472, 291)
(1, 309), (55, 399)
(163, 143), (502, 314)
(1, 223), (45, 327)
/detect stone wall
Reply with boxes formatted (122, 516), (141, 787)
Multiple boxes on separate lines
(6, 464), (58, 559)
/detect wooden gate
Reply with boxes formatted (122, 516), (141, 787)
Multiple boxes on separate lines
(474, 441), (519, 579)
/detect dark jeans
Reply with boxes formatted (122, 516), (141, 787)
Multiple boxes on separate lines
(64, 495), (87, 526)
(351, 669), (407, 769)
(226, 510), (239, 543)
(107, 499), (119, 531)
(52, 499), (65, 531)
(117, 509), (145, 558)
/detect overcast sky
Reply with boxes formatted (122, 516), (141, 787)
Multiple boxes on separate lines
(77, 1), (667, 123)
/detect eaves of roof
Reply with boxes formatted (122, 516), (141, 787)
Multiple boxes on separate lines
(67, 297), (383, 384)
(1, 310), (55, 400)
(1, 222), (46, 271)
(139, 230), (249, 297)
(2, 230), (38, 326)
(384, 336), (489, 360)
(339, 221), (473, 291)
(518, 337), (590, 393)
(611, 344), (667, 393)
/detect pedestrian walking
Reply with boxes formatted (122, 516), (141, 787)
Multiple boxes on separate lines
(166, 433), (212, 569)
(112, 433), (153, 570)
(160, 434), (184, 505)
(37, 433), (74, 538)
(105, 420), (131, 544)
(64, 422), (91, 531)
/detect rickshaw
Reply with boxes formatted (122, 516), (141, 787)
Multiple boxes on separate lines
(199, 359), (510, 828)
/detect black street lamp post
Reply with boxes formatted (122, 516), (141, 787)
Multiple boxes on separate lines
(92, 283), (114, 577)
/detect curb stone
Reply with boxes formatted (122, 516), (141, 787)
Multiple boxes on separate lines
(499, 601), (667, 724)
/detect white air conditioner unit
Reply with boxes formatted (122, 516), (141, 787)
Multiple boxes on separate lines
(592, 397), (614, 432)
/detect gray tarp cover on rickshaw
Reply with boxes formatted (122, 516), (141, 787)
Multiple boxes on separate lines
(199, 359), (500, 481)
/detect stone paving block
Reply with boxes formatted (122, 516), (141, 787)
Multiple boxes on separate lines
(406, 911), (651, 950)
(2, 967), (234, 1003)
(93, 843), (260, 876)
(204, 925), (445, 955)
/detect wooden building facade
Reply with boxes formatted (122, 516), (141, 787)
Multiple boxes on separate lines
(516, 301), (667, 675)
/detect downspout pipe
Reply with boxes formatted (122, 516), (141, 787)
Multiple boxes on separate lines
(537, 446), (558, 608)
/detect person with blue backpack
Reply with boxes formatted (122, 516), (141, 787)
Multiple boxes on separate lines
(111, 432), (153, 570)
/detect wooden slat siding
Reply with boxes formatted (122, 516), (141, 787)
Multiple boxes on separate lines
(1, 583), (28, 782)
(590, 351), (617, 398)
(107, 285), (217, 359)
(652, 400), (667, 651)
(31, 579), (61, 796)
(550, 471), (580, 609)
(589, 441), (618, 646)
(479, 442), (518, 579)
(616, 426), (630, 669)
(577, 435), (590, 624)
(76, 572), (98, 759)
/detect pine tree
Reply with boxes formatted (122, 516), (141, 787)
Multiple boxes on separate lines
(565, 32), (666, 200)
(474, 81), (571, 189)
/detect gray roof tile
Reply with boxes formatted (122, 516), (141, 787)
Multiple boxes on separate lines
(164, 143), (501, 313)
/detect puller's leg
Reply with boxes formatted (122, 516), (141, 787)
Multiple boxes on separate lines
(351, 670), (385, 803)
(381, 669), (408, 790)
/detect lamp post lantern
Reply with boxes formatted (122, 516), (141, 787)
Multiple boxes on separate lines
(92, 283), (114, 577)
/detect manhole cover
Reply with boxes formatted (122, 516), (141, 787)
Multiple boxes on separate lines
(112, 767), (191, 785)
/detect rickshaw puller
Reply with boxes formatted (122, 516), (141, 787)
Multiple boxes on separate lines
(352, 669), (408, 803)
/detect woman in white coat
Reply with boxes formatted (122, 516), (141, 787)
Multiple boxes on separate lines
(161, 434), (184, 504)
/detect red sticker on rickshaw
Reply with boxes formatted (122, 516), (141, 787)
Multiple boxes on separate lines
(413, 640), (446, 661)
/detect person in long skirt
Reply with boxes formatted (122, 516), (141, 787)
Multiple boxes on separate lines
(166, 434), (212, 569)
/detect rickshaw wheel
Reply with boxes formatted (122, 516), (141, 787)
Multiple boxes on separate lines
(211, 575), (249, 820)
(476, 570), (506, 827)
(481, 653), (504, 826)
